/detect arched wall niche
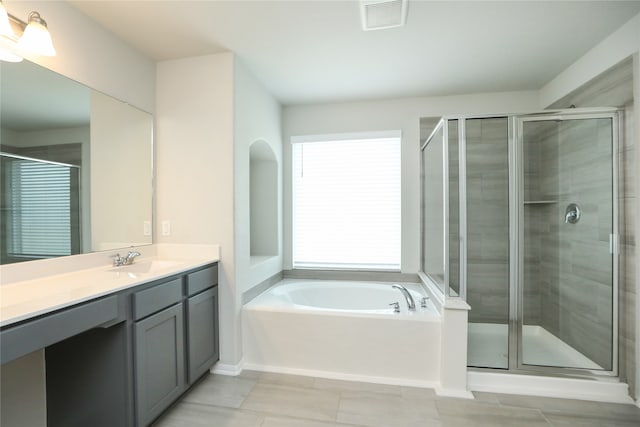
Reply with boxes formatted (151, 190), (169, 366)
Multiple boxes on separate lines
(249, 140), (278, 259)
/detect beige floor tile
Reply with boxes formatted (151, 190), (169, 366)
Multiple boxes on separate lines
(182, 374), (257, 408)
(260, 415), (365, 427)
(400, 385), (438, 400)
(337, 391), (440, 427)
(153, 372), (640, 427)
(436, 398), (550, 427)
(241, 382), (340, 422)
(470, 391), (502, 404)
(152, 402), (262, 427)
(313, 377), (402, 396)
(495, 394), (640, 423)
(544, 413), (640, 427)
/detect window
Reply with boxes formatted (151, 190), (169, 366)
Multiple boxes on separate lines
(3, 154), (79, 258)
(292, 131), (401, 270)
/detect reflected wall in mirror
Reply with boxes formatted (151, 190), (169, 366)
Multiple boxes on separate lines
(1, 60), (153, 264)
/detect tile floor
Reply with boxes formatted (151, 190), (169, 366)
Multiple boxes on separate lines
(153, 371), (640, 427)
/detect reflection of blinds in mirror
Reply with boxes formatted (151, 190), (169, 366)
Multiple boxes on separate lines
(5, 154), (76, 257)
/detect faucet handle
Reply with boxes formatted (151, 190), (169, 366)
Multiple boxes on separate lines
(123, 251), (141, 265)
(389, 302), (400, 313)
(421, 296), (429, 308)
(111, 253), (123, 267)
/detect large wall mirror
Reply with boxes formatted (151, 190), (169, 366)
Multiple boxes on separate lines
(1, 60), (153, 265)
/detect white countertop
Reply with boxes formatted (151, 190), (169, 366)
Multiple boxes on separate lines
(0, 244), (220, 327)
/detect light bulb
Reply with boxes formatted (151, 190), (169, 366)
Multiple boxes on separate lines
(17, 12), (55, 56)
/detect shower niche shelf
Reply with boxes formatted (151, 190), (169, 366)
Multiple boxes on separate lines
(523, 200), (557, 205)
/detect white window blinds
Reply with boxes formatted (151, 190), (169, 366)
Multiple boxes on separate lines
(7, 157), (74, 257)
(292, 131), (401, 270)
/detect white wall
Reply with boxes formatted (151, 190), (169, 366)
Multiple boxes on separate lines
(233, 58), (283, 296)
(155, 53), (240, 364)
(282, 91), (539, 273)
(539, 13), (640, 109)
(155, 55), (283, 370)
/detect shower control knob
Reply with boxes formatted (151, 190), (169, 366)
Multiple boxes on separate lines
(564, 203), (581, 224)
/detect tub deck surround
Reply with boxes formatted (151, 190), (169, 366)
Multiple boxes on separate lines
(243, 279), (444, 391)
(0, 244), (220, 327)
(252, 279), (437, 315)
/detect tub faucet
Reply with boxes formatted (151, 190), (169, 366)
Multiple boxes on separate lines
(392, 284), (416, 311)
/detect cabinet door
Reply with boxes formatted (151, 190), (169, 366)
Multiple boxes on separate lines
(134, 303), (185, 427)
(187, 287), (219, 383)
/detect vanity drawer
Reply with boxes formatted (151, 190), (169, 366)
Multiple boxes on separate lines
(187, 265), (218, 296)
(133, 278), (183, 321)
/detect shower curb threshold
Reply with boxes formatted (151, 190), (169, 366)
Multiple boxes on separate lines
(468, 371), (634, 404)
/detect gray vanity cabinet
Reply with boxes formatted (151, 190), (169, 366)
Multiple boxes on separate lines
(187, 286), (219, 382)
(134, 302), (186, 427)
(1, 262), (218, 427)
(134, 265), (219, 426)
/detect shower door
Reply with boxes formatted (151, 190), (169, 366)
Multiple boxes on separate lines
(516, 112), (618, 373)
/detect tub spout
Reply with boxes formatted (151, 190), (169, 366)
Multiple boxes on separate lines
(392, 284), (416, 311)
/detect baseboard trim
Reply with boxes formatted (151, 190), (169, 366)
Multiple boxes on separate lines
(211, 359), (244, 376)
(435, 387), (474, 399)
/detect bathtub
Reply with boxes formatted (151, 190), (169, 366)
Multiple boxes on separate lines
(242, 279), (442, 387)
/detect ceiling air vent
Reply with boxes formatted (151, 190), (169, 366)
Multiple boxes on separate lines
(360, 0), (408, 31)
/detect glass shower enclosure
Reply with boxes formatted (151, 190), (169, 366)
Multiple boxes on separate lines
(421, 109), (619, 376)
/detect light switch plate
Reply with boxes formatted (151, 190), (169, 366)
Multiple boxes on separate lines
(162, 220), (171, 236)
(143, 221), (152, 236)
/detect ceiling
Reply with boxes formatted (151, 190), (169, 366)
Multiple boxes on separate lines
(59, 1), (640, 105)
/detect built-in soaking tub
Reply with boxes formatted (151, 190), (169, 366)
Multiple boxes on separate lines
(242, 279), (442, 387)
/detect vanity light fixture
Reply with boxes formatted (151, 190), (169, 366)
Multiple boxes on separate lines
(0, 1), (56, 62)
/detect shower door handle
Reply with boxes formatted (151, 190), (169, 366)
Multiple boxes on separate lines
(609, 234), (618, 255)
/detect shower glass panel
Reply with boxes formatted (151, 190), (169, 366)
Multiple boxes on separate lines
(448, 120), (460, 297)
(422, 124), (445, 293)
(465, 117), (510, 369)
(519, 116), (615, 371)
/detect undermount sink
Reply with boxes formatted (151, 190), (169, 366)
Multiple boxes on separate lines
(109, 259), (185, 275)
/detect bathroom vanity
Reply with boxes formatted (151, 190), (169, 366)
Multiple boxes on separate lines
(0, 259), (219, 427)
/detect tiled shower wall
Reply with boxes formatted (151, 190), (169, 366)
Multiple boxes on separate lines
(465, 118), (510, 324)
(620, 103), (636, 396)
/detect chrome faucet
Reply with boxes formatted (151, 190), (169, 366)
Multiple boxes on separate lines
(123, 251), (141, 265)
(111, 251), (141, 267)
(392, 284), (416, 311)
